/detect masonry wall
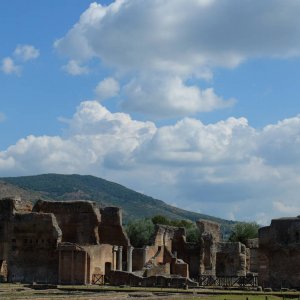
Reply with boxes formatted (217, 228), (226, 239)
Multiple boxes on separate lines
(8, 212), (62, 284)
(258, 217), (300, 289)
(0, 198), (25, 262)
(216, 242), (247, 277)
(98, 207), (130, 247)
(33, 200), (100, 245)
(197, 220), (221, 276)
(132, 248), (145, 271)
(247, 238), (259, 273)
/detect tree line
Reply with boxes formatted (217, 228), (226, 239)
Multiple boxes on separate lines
(125, 215), (259, 248)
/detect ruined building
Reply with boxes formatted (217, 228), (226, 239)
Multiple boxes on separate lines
(0, 197), (131, 284)
(2, 196), (298, 289)
(258, 216), (300, 289)
(0, 197), (255, 286)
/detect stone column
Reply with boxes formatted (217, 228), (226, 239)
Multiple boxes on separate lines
(143, 246), (149, 266)
(112, 246), (118, 270)
(127, 246), (134, 272)
(117, 246), (123, 271)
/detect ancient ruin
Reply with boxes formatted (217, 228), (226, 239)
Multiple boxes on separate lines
(0, 196), (299, 289)
(258, 216), (300, 289)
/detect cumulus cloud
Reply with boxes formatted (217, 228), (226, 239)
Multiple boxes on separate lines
(123, 76), (234, 117)
(62, 60), (90, 75)
(1, 57), (21, 75)
(1, 101), (300, 222)
(14, 44), (40, 62)
(1, 44), (40, 75)
(54, 0), (300, 117)
(95, 77), (120, 100)
(55, 1), (300, 72)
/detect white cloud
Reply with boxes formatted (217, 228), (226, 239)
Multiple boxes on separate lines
(62, 60), (90, 75)
(54, 0), (300, 117)
(95, 77), (120, 100)
(55, 1), (300, 72)
(1, 57), (21, 75)
(123, 76), (234, 117)
(1, 44), (39, 75)
(14, 44), (40, 62)
(0, 112), (6, 122)
(2, 101), (300, 222)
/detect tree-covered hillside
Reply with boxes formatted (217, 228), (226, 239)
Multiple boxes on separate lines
(0, 173), (236, 237)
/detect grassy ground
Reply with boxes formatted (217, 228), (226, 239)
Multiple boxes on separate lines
(0, 284), (300, 300)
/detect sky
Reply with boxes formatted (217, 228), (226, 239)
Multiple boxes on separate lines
(1, 0), (300, 224)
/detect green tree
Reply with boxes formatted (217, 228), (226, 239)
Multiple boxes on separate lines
(186, 225), (201, 243)
(228, 222), (259, 245)
(125, 219), (155, 248)
(151, 215), (171, 225)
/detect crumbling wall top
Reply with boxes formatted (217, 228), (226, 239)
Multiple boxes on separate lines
(33, 200), (100, 245)
(100, 207), (122, 226)
(99, 207), (130, 247)
(246, 238), (259, 249)
(0, 197), (32, 219)
(151, 225), (186, 248)
(197, 219), (221, 242)
(260, 216), (300, 247)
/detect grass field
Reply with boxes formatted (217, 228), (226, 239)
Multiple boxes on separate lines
(0, 284), (300, 300)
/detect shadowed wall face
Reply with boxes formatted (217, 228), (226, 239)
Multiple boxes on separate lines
(8, 212), (62, 283)
(99, 207), (130, 247)
(33, 200), (101, 245)
(216, 242), (247, 277)
(259, 217), (300, 289)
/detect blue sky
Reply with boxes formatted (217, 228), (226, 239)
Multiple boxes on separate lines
(1, 0), (300, 223)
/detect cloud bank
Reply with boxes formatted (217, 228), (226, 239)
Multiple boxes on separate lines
(1, 101), (300, 223)
(54, 0), (300, 117)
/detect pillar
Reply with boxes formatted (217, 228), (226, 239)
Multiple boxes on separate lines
(117, 246), (123, 271)
(112, 246), (118, 270)
(127, 246), (134, 272)
(143, 246), (149, 266)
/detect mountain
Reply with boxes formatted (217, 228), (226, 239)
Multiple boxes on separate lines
(0, 173), (236, 237)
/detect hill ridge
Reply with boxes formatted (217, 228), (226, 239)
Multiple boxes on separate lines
(0, 173), (235, 236)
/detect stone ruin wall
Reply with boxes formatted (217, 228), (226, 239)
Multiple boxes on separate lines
(0, 198), (131, 285)
(197, 220), (220, 276)
(99, 207), (130, 247)
(8, 212), (62, 283)
(259, 217), (300, 289)
(33, 200), (101, 245)
(246, 238), (259, 273)
(2, 196), (300, 288)
(216, 242), (247, 277)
